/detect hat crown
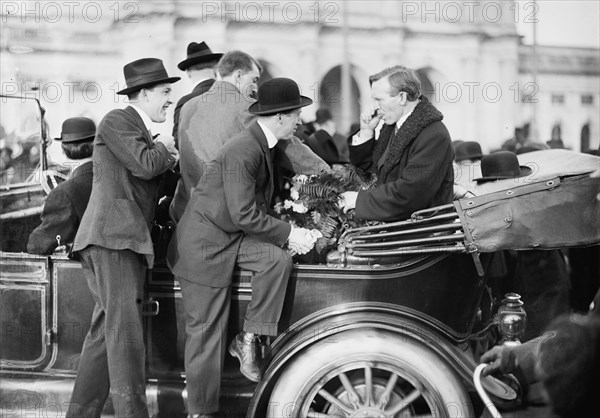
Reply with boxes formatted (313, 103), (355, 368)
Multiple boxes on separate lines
(60, 117), (96, 142)
(187, 41), (211, 56)
(481, 151), (521, 178)
(455, 141), (483, 162)
(178, 41), (223, 70)
(315, 108), (332, 124)
(118, 58), (179, 95)
(249, 77), (313, 115)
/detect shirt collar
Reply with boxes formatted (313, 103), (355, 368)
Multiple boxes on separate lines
(129, 104), (153, 132)
(257, 120), (278, 149)
(395, 101), (418, 131)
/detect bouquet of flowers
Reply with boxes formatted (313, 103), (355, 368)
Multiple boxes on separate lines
(274, 165), (378, 262)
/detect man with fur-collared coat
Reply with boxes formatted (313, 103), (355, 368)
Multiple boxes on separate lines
(340, 66), (454, 221)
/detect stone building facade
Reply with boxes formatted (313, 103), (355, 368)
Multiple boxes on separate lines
(1, 0), (598, 156)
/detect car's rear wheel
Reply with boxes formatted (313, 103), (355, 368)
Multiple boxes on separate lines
(267, 329), (472, 418)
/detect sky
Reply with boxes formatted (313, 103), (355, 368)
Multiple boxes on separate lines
(515, 0), (600, 48)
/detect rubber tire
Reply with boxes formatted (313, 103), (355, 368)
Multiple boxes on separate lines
(267, 328), (473, 418)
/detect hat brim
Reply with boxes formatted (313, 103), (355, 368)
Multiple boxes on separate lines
(56, 134), (95, 144)
(474, 165), (533, 183)
(177, 53), (224, 71)
(248, 96), (313, 116)
(117, 76), (181, 95)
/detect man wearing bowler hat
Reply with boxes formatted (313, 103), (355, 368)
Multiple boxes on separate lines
(173, 41), (223, 147)
(27, 117), (95, 255)
(67, 58), (180, 418)
(167, 78), (320, 417)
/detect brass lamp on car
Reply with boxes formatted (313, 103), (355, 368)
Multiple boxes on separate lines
(497, 293), (527, 345)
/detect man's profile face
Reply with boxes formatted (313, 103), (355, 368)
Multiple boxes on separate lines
(279, 109), (302, 140)
(141, 83), (173, 123)
(238, 64), (260, 100)
(371, 77), (404, 125)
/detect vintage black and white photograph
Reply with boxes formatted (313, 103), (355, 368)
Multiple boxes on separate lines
(1, 1), (599, 417)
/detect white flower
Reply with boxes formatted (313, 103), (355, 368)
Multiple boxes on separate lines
(283, 200), (293, 209)
(290, 188), (300, 200)
(294, 174), (309, 183)
(273, 202), (283, 214)
(292, 202), (308, 213)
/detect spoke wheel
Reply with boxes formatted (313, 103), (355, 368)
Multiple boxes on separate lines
(267, 329), (472, 418)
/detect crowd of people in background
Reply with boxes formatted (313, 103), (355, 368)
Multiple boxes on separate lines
(10, 37), (598, 418)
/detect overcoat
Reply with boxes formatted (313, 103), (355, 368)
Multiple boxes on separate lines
(350, 97), (454, 221)
(27, 161), (93, 254)
(170, 81), (329, 222)
(168, 122), (292, 287)
(73, 106), (175, 266)
(172, 78), (215, 147)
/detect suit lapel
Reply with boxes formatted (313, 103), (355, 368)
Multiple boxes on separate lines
(248, 122), (274, 205)
(124, 106), (153, 145)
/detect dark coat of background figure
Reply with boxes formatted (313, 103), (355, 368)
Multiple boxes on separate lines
(27, 161), (93, 254)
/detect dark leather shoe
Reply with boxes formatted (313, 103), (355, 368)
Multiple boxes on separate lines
(228, 333), (260, 382)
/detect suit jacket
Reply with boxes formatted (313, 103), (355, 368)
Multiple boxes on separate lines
(27, 161), (93, 254)
(73, 106), (175, 266)
(170, 80), (329, 222)
(172, 78), (215, 148)
(168, 122), (291, 287)
(349, 97), (454, 222)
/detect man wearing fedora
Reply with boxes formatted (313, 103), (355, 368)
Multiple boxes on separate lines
(170, 50), (329, 223)
(173, 41), (223, 147)
(167, 78), (319, 417)
(27, 117), (95, 255)
(340, 65), (454, 221)
(67, 58), (180, 418)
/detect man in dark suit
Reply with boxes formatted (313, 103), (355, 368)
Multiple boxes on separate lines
(173, 41), (223, 148)
(27, 117), (95, 255)
(167, 78), (319, 418)
(67, 58), (180, 418)
(170, 50), (329, 223)
(340, 65), (454, 221)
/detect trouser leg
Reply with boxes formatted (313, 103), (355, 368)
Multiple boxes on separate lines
(67, 248), (111, 418)
(68, 246), (149, 418)
(178, 277), (230, 415)
(236, 236), (293, 337)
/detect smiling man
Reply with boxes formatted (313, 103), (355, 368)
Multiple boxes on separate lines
(340, 65), (454, 221)
(68, 58), (179, 418)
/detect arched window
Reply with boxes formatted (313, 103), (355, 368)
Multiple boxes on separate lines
(257, 59), (274, 85)
(551, 123), (562, 141)
(580, 122), (591, 153)
(416, 68), (435, 101)
(319, 65), (360, 135)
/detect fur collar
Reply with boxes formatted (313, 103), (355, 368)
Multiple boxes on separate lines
(372, 96), (443, 183)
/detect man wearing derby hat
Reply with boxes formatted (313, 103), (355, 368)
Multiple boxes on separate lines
(170, 49), (329, 223)
(168, 78), (320, 417)
(67, 58), (179, 418)
(27, 117), (95, 255)
(173, 41), (223, 147)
